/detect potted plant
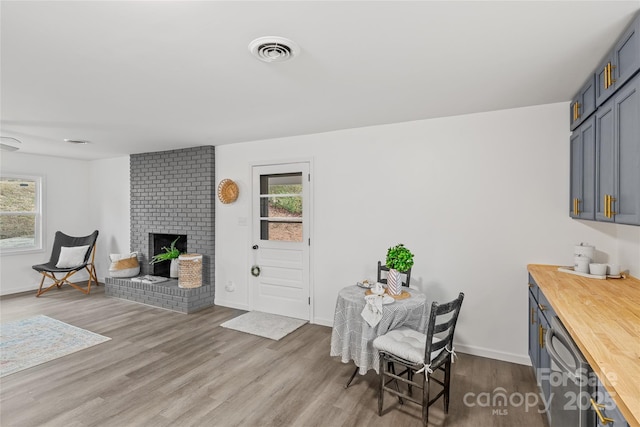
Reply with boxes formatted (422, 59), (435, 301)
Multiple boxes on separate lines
(385, 243), (414, 296)
(150, 237), (181, 278)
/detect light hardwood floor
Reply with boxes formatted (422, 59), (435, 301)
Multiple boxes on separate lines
(0, 285), (549, 427)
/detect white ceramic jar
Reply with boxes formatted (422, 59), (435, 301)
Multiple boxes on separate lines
(574, 255), (591, 273)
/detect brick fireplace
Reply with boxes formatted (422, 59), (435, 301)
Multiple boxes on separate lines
(105, 146), (215, 313)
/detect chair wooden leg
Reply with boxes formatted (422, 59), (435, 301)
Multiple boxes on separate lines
(422, 372), (430, 426)
(389, 362), (404, 404)
(444, 360), (451, 413)
(345, 366), (359, 388)
(36, 272), (61, 297)
(85, 263), (98, 294)
(378, 353), (385, 416)
(36, 274), (46, 297)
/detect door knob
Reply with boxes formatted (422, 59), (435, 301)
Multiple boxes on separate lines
(252, 245), (259, 250)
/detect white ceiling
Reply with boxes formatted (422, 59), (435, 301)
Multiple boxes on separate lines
(1, 1), (639, 160)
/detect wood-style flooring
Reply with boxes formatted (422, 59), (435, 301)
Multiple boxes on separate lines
(0, 285), (549, 427)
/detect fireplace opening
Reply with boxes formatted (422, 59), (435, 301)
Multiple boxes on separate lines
(150, 233), (188, 277)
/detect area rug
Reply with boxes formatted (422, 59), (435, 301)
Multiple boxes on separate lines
(221, 311), (307, 341)
(0, 315), (111, 378)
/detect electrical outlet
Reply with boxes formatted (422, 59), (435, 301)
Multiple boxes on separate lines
(225, 281), (235, 292)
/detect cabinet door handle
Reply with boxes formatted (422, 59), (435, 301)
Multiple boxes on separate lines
(538, 303), (547, 312)
(609, 195), (616, 217)
(538, 324), (543, 348)
(590, 398), (615, 425)
(575, 102), (580, 119)
(610, 64), (617, 85)
(604, 194), (616, 218)
(530, 307), (535, 325)
(605, 63), (613, 88)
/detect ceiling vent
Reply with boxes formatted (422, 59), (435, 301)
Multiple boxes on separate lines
(0, 136), (22, 152)
(248, 36), (300, 63)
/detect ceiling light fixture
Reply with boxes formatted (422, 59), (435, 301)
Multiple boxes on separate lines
(64, 139), (90, 145)
(248, 36), (300, 63)
(0, 136), (22, 152)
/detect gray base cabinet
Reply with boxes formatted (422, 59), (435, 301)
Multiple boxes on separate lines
(593, 377), (630, 427)
(527, 271), (631, 427)
(527, 274), (554, 425)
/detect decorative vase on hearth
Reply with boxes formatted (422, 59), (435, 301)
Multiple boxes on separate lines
(170, 258), (179, 278)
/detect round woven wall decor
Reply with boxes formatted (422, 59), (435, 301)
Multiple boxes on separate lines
(217, 179), (239, 204)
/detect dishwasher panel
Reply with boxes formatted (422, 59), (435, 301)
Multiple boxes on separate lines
(546, 316), (596, 427)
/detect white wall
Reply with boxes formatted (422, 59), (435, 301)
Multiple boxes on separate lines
(88, 156), (131, 281)
(1, 103), (638, 364)
(0, 153), (131, 295)
(0, 152), (92, 294)
(215, 102), (640, 365)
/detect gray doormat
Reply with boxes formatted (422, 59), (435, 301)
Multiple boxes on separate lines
(220, 311), (307, 341)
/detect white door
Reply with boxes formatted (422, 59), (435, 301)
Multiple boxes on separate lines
(251, 162), (310, 320)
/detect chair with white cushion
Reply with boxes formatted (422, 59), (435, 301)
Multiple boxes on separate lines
(32, 230), (99, 297)
(373, 292), (464, 426)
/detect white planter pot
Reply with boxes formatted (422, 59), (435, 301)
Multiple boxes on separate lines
(170, 258), (179, 278)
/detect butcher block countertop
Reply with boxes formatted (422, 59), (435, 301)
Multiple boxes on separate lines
(528, 264), (640, 427)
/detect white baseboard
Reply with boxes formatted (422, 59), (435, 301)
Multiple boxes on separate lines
(0, 282), (39, 296)
(454, 343), (531, 366)
(0, 271), (94, 297)
(214, 299), (250, 311)
(312, 317), (333, 327)
(300, 316), (531, 365)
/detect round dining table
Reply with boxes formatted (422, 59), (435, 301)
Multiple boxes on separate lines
(330, 285), (428, 375)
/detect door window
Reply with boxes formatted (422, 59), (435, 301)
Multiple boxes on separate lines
(259, 172), (302, 242)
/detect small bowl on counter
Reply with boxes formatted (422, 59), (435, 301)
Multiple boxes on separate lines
(589, 263), (607, 276)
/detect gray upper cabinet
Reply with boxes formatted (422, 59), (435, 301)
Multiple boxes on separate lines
(595, 98), (615, 222)
(595, 14), (640, 107)
(595, 73), (640, 225)
(570, 116), (596, 220)
(570, 75), (596, 131)
(572, 12), (640, 226)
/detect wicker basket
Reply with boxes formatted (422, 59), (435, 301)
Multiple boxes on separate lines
(178, 254), (203, 288)
(217, 179), (239, 204)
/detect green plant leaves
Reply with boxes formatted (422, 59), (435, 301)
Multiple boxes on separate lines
(149, 236), (181, 264)
(385, 243), (414, 272)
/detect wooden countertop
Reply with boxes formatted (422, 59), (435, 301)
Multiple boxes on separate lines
(528, 264), (640, 427)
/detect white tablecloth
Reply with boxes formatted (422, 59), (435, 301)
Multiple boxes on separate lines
(330, 285), (428, 374)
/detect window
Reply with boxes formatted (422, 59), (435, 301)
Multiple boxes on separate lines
(0, 175), (43, 253)
(259, 172), (303, 242)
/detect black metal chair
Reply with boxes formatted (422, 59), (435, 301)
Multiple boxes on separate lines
(377, 261), (412, 287)
(32, 230), (99, 297)
(373, 292), (464, 426)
